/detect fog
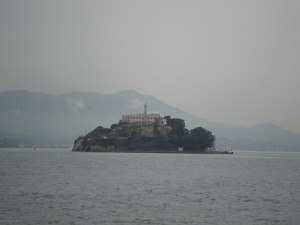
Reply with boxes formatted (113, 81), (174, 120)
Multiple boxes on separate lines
(0, 0), (299, 134)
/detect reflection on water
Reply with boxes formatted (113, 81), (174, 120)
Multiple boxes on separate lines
(1, 148), (300, 225)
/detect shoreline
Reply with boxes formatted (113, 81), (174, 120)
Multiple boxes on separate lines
(72, 149), (234, 154)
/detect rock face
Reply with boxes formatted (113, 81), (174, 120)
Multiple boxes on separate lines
(72, 124), (173, 152)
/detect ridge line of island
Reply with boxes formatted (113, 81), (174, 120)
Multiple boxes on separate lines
(72, 103), (233, 154)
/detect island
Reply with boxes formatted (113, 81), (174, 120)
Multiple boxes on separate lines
(72, 103), (231, 154)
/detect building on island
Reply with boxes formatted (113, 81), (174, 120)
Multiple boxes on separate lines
(121, 102), (165, 125)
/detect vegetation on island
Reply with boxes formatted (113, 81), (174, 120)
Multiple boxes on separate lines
(73, 116), (215, 153)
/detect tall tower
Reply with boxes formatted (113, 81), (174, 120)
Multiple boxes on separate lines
(144, 102), (147, 124)
(144, 102), (147, 115)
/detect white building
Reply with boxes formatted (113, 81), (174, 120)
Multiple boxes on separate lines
(121, 103), (165, 125)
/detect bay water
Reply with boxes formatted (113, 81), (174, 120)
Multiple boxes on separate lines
(0, 148), (299, 225)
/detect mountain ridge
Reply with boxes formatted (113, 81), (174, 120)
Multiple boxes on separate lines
(0, 90), (299, 151)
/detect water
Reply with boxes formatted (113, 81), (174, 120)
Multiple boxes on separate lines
(0, 148), (300, 225)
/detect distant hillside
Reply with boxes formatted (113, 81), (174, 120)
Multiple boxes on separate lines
(0, 90), (300, 151)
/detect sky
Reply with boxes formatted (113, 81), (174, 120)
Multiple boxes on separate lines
(0, 0), (300, 134)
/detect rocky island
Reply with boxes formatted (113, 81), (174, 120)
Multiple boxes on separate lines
(72, 103), (219, 153)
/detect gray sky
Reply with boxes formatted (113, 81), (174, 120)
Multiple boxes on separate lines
(1, 0), (300, 134)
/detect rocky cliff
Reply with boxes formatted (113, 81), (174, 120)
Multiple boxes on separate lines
(72, 123), (173, 152)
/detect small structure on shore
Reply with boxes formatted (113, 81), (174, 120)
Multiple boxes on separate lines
(178, 147), (183, 152)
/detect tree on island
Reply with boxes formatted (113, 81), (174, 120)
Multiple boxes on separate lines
(164, 116), (215, 151)
(164, 116), (189, 137)
(180, 127), (215, 151)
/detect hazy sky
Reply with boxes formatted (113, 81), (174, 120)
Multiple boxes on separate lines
(1, 0), (300, 133)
